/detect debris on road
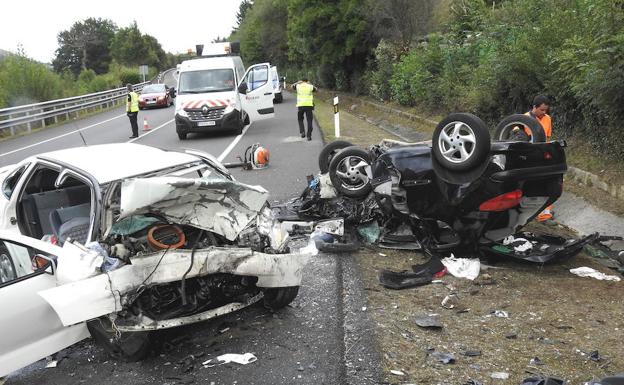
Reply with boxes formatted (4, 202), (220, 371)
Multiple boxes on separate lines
(519, 375), (565, 385)
(569, 267), (621, 281)
(414, 314), (443, 329)
(491, 310), (509, 318)
(490, 371), (510, 380)
(390, 369), (405, 376)
(429, 351), (456, 364)
(441, 256), (480, 280)
(202, 353), (258, 367)
(378, 258), (445, 289)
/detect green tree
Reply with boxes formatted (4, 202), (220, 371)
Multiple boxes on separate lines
(52, 18), (117, 75)
(110, 22), (166, 70)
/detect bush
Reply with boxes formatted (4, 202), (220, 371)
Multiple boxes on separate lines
(0, 55), (65, 107)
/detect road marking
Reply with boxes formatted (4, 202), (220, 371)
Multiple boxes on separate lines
(127, 119), (174, 143)
(0, 114), (125, 158)
(218, 124), (251, 162)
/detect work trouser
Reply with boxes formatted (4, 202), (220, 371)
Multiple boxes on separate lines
(127, 112), (138, 137)
(297, 106), (314, 138)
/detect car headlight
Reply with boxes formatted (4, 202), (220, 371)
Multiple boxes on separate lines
(223, 102), (237, 115)
(177, 109), (188, 118)
(157, 96), (165, 101)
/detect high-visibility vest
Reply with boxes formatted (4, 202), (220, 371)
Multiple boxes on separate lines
(127, 91), (139, 113)
(524, 111), (552, 139)
(296, 83), (314, 107)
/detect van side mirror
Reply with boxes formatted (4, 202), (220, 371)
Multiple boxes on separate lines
(238, 82), (248, 95)
(169, 87), (176, 98)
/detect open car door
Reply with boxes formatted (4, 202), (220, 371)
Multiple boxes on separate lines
(0, 231), (89, 377)
(239, 63), (275, 122)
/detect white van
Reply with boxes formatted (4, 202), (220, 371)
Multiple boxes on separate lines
(174, 42), (275, 140)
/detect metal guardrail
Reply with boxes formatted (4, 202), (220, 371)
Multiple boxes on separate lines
(0, 81), (150, 136)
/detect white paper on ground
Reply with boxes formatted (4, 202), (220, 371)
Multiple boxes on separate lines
(202, 353), (257, 367)
(569, 267), (621, 281)
(441, 255), (480, 280)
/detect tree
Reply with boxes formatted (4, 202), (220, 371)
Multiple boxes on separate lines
(234, 0), (254, 32)
(110, 22), (167, 70)
(52, 18), (117, 75)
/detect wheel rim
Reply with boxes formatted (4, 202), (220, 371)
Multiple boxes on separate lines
(498, 122), (533, 142)
(437, 121), (477, 163)
(0, 253), (16, 283)
(334, 155), (370, 191)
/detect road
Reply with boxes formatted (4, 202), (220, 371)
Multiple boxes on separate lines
(2, 83), (380, 384)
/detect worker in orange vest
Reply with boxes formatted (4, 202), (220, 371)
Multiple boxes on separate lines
(527, 95), (554, 221)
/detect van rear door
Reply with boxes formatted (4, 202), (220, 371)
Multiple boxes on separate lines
(240, 63), (275, 122)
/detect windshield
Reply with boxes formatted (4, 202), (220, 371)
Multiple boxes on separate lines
(141, 84), (166, 94)
(178, 69), (235, 94)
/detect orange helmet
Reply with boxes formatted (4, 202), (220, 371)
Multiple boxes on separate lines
(253, 146), (269, 168)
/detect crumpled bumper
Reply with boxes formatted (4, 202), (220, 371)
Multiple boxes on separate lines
(39, 246), (309, 327)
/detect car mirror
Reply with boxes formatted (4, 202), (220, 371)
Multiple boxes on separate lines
(32, 254), (56, 275)
(238, 82), (248, 95)
(169, 87), (176, 98)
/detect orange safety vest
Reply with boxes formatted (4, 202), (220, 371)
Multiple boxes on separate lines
(524, 111), (552, 139)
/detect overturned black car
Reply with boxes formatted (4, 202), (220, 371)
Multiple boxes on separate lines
(277, 113), (593, 263)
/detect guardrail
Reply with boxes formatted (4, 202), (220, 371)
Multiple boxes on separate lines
(0, 81), (150, 137)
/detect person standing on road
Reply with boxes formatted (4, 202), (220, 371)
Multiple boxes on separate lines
(292, 78), (317, 141)
(527, 94), (554, 221)
(126, 83), (139, 138)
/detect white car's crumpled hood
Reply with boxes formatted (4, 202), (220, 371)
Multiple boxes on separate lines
(118, 176), (268, 241)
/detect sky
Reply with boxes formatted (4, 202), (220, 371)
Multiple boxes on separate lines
(0, 0), (243, 63)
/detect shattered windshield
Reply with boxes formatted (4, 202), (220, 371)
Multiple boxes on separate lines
(178, 69), (235, 94)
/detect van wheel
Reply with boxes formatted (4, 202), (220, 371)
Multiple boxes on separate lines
(243, 113), (250, 126)
(177, 131), (187, 140)
(87, 318), (152, 362)
(432, 113), (490, 171)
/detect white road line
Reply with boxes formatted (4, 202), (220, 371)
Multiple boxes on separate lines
(218, 124), (251, 162)
(0, 114), (125, 158)
(127, 119), (174, 143)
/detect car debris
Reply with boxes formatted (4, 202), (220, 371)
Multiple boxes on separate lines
(490, 371), (510, 380)
(569, 267), (621, 281)
(378, 258), (445, 290)
(202, 353), (257, 367)
(520, 375), (565, 385)
(429, 351), (456, 364)
(390, 369), (405, 376)
(414, 314), (443, 329)
(441, 256), (480, 280)
(491, 310), (509, 318)
(586, 374), (624, 385)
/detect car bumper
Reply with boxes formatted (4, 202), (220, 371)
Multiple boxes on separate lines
(38, 247), (310, 327)
(139, 99), (168, 108)
(176, 109), (241, 133)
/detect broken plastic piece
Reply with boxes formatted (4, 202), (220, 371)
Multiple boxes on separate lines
(109, 215), (160, 235)
(390, 370), (405, 376)
(357, 221), (380, 243)
(379, 270), (432, 289)
(414, 314), (443, 329)
(462, 350), (482, 357)
(441, 255), (480, 280)
(491, 372), (510, 380)
(519, 375), (565, 385)
(570, 267), (621, 281)
(430, 351), (455, 364)
(202, 353), (257, 367)
(492, 310), (509, 318)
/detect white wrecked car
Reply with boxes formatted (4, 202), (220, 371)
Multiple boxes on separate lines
(0, 143), (309, 376)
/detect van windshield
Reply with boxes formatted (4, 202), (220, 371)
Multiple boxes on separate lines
(178, 69), (235, 94)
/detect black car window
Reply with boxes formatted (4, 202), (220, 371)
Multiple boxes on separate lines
(2, 164), (29, 199)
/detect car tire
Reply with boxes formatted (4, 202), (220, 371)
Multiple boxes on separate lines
(0, 244), (17, 284)
(318, 140), (354, 173)
(243, 112), (250, 126)
(263, 286), (299, 310)
(494, 114), (546, 143)
(432, 113), (491, 172)
(328, 146), (372, 198)
(177, 131), (187, 140)
(87, 318), (152, 362)
(233, 124), (243, 135)
(273, 93), (283, 104)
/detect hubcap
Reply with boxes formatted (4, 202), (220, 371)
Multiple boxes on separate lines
(335, 155), (370, 191)
(438, 121), (477, 163)
(498, 122), (533, 142)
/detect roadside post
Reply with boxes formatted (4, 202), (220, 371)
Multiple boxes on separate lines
(333, 96), (340, 137)
(139, 65), (148, 83)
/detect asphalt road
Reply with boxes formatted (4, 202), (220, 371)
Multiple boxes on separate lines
(2, 90), (380, 384)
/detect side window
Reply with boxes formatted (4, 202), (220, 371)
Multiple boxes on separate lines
(247, 65), (269, 91)
(0, 240), (40, 285)
(2, 164), (29, 199)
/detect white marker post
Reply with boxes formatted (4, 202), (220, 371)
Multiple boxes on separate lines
(333, 96), (340, 138)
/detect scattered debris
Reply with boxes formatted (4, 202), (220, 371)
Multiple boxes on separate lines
(503, 235), (534, 253)
(461, 350), (482, 357)
(529, 357), (545, 366)
(414, 314), (443, 329)
(569, 267), (621, 281)
(520, 375), (565, 385)
(441, 294), (458, 309)
(45, 356), (57, 368)
(492, 310), (509, 318)
(378, 258), (445, 289)
(463, 380), (484, 385)
(202, 353), (257, 367)
(505, 332), (518, 339)
(589, 350), (602, 362)
(586, 374), (624, 385)
(441, 256), (480, 280)
(429, 351), (455, 364)
(357, 222), (381, 243)
(490, 372), (510, 380)
(390, 370), (405, 376)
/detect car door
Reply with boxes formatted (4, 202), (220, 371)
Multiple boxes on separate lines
(0, 161), (33, 234)
(239, 63), (275, 122)
(0, 231), (89, 378)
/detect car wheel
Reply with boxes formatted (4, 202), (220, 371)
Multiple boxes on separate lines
(233, 124), (243, 135)
(243, 112), (250, 126)
(328, 146), (372, 198)
(0, 245), (17, 284)
(432, 113), (491, 172)
(318, 140), (353, 173)
(87, 317), (152, 362)
(263, 286), (299, 310)
(494, 114), (546, 143)
(177, 131), (187, 140)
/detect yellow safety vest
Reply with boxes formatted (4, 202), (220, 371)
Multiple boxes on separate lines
(296, 83), (314, 107)
(126, 91), (139, 113)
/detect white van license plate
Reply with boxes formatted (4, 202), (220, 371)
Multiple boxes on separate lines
(198, 121), (216, 127)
